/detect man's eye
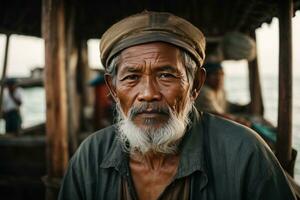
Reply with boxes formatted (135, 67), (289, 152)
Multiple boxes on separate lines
(124, 75), (139, 81)
(159, 73), (176, 79)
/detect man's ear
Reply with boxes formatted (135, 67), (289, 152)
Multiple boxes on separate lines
(191, 67), (206, 101)
(104, 73), (117, 102)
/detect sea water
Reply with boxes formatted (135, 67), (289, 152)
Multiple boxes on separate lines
(0, 75), (300, 181)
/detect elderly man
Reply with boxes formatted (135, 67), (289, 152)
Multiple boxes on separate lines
(59, 12), (295, 200)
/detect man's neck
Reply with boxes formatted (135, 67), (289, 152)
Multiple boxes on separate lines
(130, 151), (179, 170)
(129, 151), (180, 200)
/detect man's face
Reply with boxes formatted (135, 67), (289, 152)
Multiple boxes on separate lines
(8, 84), (16, 92)
(112, 42), (193, 130)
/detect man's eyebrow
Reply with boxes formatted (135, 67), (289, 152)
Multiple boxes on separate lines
(156, 66), (177, 72)
(119, 66), (142, 73)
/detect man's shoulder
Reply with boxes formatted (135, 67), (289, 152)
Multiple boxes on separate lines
(70, 125), (119, 168)
(199, 85), (213, 96)
(81, 125), (118, 147)
(204, 113), (268, 152)
(198, 114), (296, 200)
(203, 113), (279, 174)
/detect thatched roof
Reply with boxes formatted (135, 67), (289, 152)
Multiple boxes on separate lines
(1, 0), (300, 39)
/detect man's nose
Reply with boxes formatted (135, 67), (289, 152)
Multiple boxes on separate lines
(137, 77), (161, 102)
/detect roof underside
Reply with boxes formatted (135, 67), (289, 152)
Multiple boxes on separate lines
(1, 0), (300, 39)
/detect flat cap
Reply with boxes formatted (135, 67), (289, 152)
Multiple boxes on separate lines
(100, 11), (206, 68)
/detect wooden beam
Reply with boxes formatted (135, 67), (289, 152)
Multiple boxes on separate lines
(0, 34), (11, 115)
(42, 0), (68, 199)
(247, 31), (264, 116)
(235, 2), (256, 30)
(276, 0), (293, 175)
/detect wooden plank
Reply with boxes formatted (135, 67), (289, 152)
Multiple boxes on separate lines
(276, 0), (293, 175)
(42, 0), (68, 198)
(247, 31), (264, 116)
(0, 34), (11, 114)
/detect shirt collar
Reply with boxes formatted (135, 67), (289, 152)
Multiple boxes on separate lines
(100, 131), (129, 176)
(175, 108), (207, 179)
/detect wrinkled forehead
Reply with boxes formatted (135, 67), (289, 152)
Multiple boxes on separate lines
(115, 42), (189, 76)
(119, 42), (181, 63)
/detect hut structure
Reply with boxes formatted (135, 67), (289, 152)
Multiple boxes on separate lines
(1, 0), (300, 199)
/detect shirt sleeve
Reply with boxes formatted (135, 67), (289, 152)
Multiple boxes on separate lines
(58, 158), (84, 200)
(58, 136), (99, 200)
(247, 170), (296, 199)
(14, 88), (23, 102)
(244, 143), (296, 200)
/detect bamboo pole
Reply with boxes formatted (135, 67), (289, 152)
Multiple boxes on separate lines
(42, 0), (69, 199)
(276, 0), (294, 175)
(0, 34), (11, 115)
(248, 31), (264, 116)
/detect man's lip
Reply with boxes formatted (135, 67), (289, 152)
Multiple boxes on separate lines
(136, 111), (168, 116)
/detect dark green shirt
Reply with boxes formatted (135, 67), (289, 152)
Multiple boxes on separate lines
(58, 111), (296, 200)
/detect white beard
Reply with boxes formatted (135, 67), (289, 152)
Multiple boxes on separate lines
(116, 98), (194, 156)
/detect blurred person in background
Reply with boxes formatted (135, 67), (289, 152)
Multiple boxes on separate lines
(1, 78), (22, 134)
(195, 62), (250, 126)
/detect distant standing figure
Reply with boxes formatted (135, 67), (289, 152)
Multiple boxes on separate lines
(2, 78), (22, 134)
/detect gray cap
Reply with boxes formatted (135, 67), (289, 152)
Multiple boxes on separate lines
(100, 11), (206, 68)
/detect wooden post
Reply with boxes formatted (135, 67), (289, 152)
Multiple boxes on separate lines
(0, 34), (11, 115)
(42, 0), (69, 199)
(248, 31), (264, 116)
(77, 40), (92, 132)
(65, 5), (80, 155)
(66, 37), (92, 154)
(276, 0), (293, 175)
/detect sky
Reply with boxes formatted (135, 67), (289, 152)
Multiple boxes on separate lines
(0, 11), (299, 77)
